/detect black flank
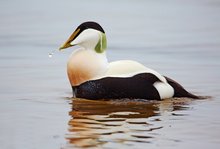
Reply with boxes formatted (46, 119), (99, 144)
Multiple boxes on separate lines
(73, 73), (161, 100)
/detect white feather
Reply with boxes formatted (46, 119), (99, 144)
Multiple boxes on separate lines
(70, 29), (100, 50)
(99, 60), (167, 83)
(153, 81), (174, 99)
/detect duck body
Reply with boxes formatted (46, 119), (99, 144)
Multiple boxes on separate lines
(74, 73), (162, 100)
(73, 72), (198, 100)
(59, 21), (199, 100)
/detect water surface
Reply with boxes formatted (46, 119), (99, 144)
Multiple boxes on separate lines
(0, 0), (220, 149)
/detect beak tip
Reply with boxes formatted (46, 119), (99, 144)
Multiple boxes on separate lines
(59, 44), (67, 51)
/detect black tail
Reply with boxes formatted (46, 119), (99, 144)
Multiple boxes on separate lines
(164, 76), (199, 99)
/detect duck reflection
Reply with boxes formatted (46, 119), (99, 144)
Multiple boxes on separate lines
(66, 98), (191, 148)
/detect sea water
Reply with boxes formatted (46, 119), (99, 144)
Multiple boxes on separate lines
(0, 0), (220, 149)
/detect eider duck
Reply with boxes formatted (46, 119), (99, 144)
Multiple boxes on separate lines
(59, 21), (198, 100)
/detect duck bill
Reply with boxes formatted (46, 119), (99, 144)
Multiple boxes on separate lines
(59, 41), (72, 50)
(59, 28), (81, 51)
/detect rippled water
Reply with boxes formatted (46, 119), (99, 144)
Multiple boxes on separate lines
(65, 98), (193, 148)
(1, 0), (220, 149)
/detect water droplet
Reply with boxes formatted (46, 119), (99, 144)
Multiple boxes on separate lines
(48, 50), (56, 58)
(48, 52), (53, 58)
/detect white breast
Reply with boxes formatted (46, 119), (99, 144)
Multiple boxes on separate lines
(67, 48), (108, 86)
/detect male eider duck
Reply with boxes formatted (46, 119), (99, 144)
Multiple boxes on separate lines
(59, 21), (199, 100)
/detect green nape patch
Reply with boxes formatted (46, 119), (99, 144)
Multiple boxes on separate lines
(95, 33), (107, 53)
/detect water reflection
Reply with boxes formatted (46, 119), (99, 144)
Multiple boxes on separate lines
(66, 98), (191, 148)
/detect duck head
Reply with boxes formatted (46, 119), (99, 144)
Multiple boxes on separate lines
(59, 21), (107, 53)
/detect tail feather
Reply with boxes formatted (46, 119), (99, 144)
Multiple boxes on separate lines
(164, 76), (199, 99)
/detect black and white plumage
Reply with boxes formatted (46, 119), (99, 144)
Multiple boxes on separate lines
(59, 21), (199, 100)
